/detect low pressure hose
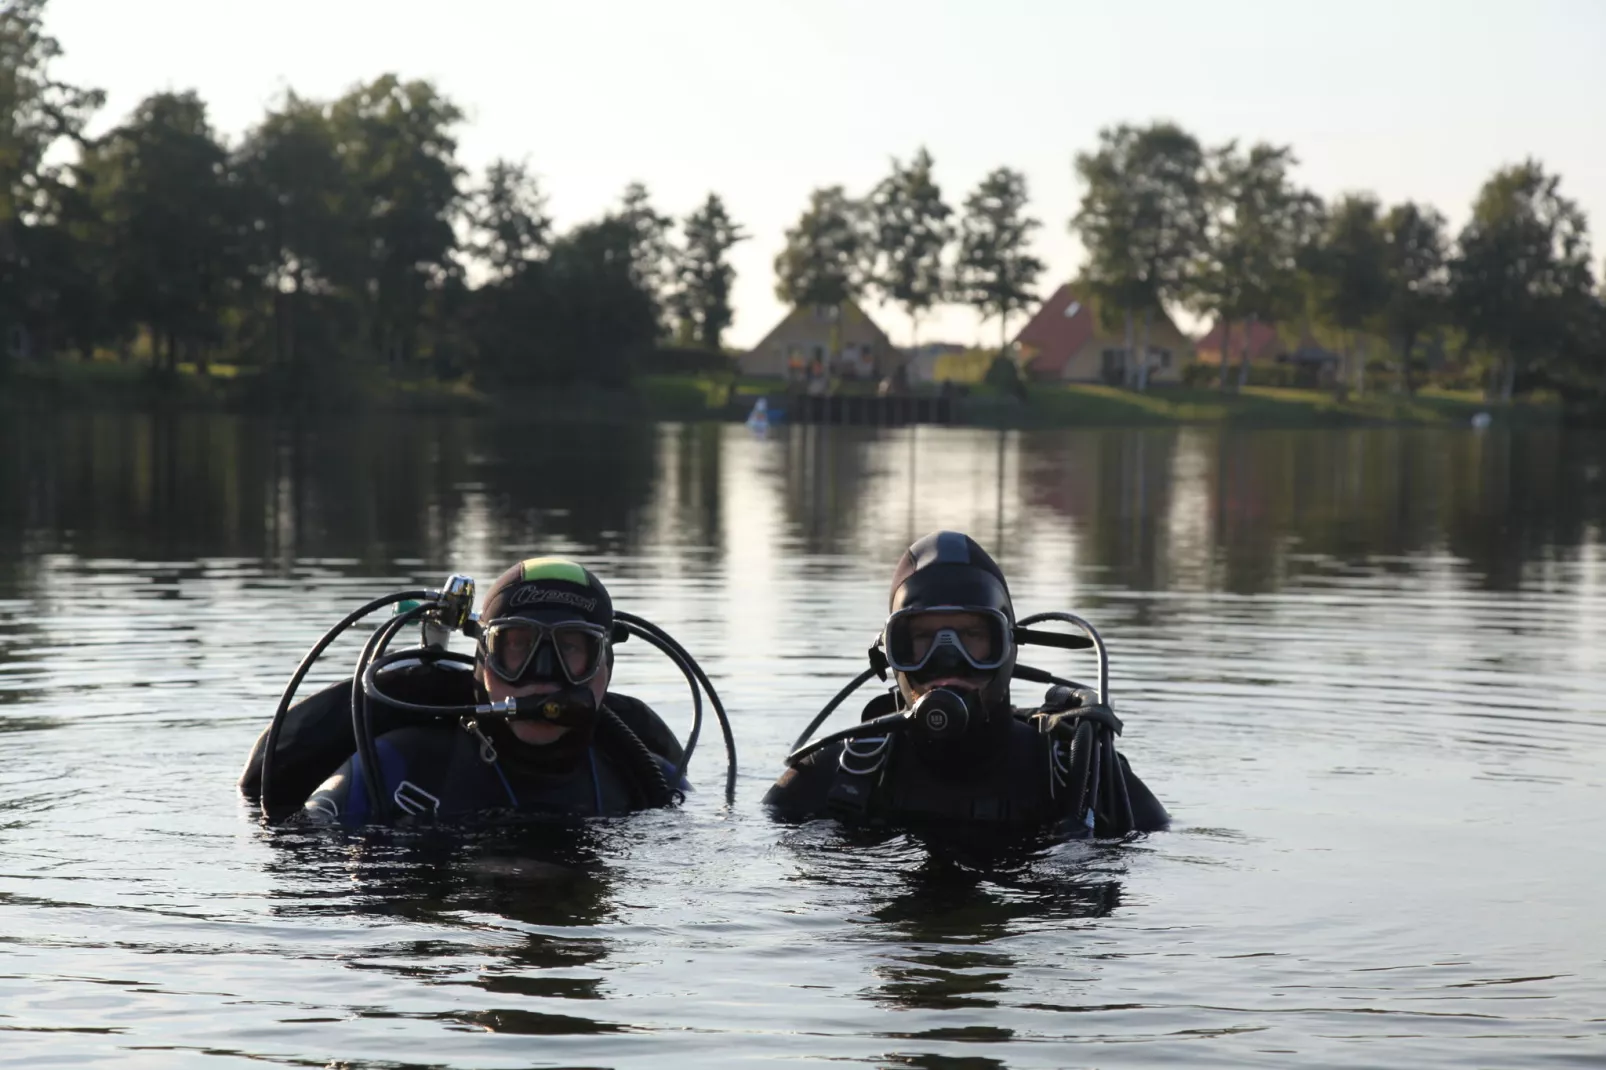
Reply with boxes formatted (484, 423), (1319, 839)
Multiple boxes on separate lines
(786, 710), (911, 768)
(351, 601), (433, 820)
(595, 707), (675, 809)
(791, 666), (882, 751)
(259, 588), (432, 821)
(617, 620), (705, 785)
(614, 611), (736, 784)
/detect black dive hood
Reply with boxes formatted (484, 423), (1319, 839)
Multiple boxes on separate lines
(249, 573), (736, 823)
(887, 532), (1018, 719)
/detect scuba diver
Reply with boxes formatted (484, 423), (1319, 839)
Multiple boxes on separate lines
(239, 557), (734, 825)
(764, 531), (1168, 837)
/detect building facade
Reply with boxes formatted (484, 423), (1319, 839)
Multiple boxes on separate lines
(1014, 285), (1194, 384)
(739, 301), (898, 381)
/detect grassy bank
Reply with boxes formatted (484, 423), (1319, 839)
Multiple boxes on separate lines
(3, 358), (1564, 429)
(962, 382), (1561, 429)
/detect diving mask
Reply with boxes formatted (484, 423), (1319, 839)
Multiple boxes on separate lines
(477, 617), (608, 686)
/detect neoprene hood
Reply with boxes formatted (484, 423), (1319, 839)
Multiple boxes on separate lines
(887, 531), (1017, 713)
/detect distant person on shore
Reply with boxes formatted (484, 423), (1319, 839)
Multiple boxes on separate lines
(764, 531), (1169, 836)
(295, 558), (686, 824)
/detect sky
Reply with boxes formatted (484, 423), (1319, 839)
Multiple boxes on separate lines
(46, 0), (1606, 348)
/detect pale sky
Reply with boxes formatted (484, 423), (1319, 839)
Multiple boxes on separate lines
(48, 0), (1606, 348)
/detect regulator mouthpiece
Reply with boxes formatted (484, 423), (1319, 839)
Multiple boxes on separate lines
(476, 687), (599, 728)
(909, 687), (970, 740)
(520, 687), (598, 728)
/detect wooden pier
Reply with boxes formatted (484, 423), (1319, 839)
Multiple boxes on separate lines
(775, 392), (957, 427)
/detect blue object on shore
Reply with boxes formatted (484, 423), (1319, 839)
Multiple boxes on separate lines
(747, 397), (783, 435)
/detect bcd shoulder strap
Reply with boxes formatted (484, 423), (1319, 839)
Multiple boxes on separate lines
(826, 732), (895, 818)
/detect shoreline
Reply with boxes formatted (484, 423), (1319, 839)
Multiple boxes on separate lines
(1, 362), (1568, 430)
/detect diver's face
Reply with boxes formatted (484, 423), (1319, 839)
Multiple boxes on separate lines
(478, 662), (610, 745)
(903, 610), (994, 694)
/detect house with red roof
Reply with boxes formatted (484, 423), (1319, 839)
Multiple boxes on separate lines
(1013, 285), (1194, 384)
(1195, 319), (1283, 366)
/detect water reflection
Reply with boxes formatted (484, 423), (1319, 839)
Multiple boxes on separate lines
(263, 825), (618, 925)
(0, 410), (665, 572)
(4, 412), (1600, 597)
(1012, 427), (1606, 594)
(776, 824), (1124, 1026)
(260, 824), (626, 1035)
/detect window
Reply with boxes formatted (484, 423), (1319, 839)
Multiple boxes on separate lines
(1100, 348), (1126, 384)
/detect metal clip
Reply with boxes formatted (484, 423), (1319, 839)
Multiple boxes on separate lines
(460, 716), (498, 764)
(839, 733), (894, 776)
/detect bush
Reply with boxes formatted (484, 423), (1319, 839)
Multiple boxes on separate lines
(646, 346), (734, 375)
(1182, 360), (1309, 388)
(983, 355), (1026, 399)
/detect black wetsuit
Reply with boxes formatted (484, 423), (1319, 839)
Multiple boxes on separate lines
(764, 694), (1169, 836)
(300, 721), (679, 825)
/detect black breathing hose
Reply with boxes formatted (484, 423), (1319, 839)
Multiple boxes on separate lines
(1013, 663), (1082, 690)
(595, 707), (675, 809)
(259, 588), (432, 821)
(361, 648), (677, 811)
(360, 648), (481, 716)
(1102, 728), (1135, 835)
(351, 601), (433, 820)
(1063, 716), (1099, 832)
(617, 621), (704, 786)
(613, 611), (736, 786)
(267, 587), (728, 821)
(362, 634), (699, 801)
(791, 666), (881, 751)
(786, 710), (909, 768)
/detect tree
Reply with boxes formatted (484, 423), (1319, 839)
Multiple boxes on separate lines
(1451, 160), (1595, 401)
(328, 75), (465, 369)
(22, 154), (110, 360)
(1194, 142), (1322, 389)
(467, 159), (549, 282)
(671, 193), (746, 351)
(613, 181), (673, 334)
(1379, 202), (1448, 393)
(542, 217), (656, 385)
(774, 185), (864, 308)
(470, 215), (658, 389)
(81, 90), (241, 372)
(1309, 193), (1389, 392)
(1072, 122), (1208, 390)
(955, 167), (1044, 355)
(0, 0), (103, 359)
(235, 91), (355, 372)
(0, 0), (101, 228)
(865, 146), (951, 352)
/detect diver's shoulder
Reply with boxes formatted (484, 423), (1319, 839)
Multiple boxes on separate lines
(762, 740), (843, 814)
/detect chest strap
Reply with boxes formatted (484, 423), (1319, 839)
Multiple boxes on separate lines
(826, 733), (895, 818)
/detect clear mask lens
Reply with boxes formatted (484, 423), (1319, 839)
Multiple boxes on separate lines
(883, 607), (1011, 674)
(481, 619), (605, 685)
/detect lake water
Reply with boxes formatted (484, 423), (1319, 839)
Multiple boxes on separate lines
(2, 410), (1604, 1069)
